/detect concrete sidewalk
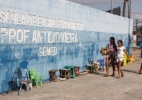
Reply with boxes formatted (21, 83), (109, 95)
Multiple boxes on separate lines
(0, 62), (142, 100)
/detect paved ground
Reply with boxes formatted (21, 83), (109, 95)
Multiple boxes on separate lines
(0, 49), (142, 100)
(1, 63), (142, 100)
(132, 48), (141, 62)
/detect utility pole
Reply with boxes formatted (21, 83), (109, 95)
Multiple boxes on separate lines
(123, 0), (126, 17)
(136, 19), (138, 31)
(128, 0), (132, 18)
(126, 0), (132, 54)
(111, 0), (113, 14)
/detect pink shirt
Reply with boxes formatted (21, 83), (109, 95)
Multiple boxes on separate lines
(108, 44), (114, 51)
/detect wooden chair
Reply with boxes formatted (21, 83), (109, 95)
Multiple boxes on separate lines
(49, 69), (58, 82)
(59, 69), (71, 79)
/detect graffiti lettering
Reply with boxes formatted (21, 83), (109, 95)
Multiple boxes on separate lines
(0, 27), (78, 44)
(0, 10), (84, 30)
(0, 9), (80, 56)
(39, 47), (57, 56)
(0, 27), (30, 43)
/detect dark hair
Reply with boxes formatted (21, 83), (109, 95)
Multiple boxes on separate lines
(110, 37), (117, 52)
(118, 40), (123, 45)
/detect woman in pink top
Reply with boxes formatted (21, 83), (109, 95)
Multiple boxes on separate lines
(104, 37), (117, 77)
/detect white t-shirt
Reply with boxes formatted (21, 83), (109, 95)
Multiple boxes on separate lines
(117, 46), (125, 58)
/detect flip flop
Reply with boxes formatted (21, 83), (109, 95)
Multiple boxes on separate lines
(121, 73), (124, 77)
(111, 74), (115, 77)
(104, 74), (109, 77)
(116, 76), (120, 79)
(139, 71), (142, 74)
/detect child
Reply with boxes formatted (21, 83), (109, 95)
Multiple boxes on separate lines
(116, 40), (125, 79)
(134, 42), (142, 74)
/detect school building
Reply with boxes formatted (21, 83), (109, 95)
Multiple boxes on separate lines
(0, 0), (133, 93)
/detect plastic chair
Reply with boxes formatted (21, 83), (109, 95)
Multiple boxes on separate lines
(86, 64), (94, 73)
(97, 59), (105, 71)
(10, 61), (30, 95)
(29, 69), (43, 87)
(128, 55), (134, 64)
(18, 61), (30, 95)
(59, 69), (71, 79)
(64, 66), (75, 78)
(74, 66), (80, 76)
(49, 69), (58, 82)
(123, 53), (127, 66)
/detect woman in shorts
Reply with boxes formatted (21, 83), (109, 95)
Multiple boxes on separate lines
(104, 37), (117, 77)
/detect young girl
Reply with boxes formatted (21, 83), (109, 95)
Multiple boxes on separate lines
(104, 37), (117, 77)
(116, 40), (125, 79)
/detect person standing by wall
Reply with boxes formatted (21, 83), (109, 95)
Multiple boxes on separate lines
(139, 42), (142, 74)
(104, 37), (117, 77)
(116, 40), (125, 79)
(134, 42), (142, 74)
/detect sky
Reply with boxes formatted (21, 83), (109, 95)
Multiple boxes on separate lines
(68, 0), (142, 19)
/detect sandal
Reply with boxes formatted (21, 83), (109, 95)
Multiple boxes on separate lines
(104, 74), (109, 77)
(121, 73), (124, 77)
(116, 76), (120, 79)
(139, 70), (142, 74)
(111, 74), (115, 77)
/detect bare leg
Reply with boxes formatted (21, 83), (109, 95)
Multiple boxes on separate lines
(139, 63), (142, 74)
(111, 60), (115, 77)
(120, 69), (124, 77)
(104, 57), (109, 77)
(117, 61), (123, 79)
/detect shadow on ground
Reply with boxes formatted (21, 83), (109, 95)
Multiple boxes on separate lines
(93, 72), (105, 76)
(122, 69), (139, 74)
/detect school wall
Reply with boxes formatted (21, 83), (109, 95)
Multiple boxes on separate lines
(0, 0), (133, 93)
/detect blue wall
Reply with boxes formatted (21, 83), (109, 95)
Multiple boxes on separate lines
(0, 0), (133, 93)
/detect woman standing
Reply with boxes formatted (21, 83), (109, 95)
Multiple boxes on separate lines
(104, 37), (117, 77)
